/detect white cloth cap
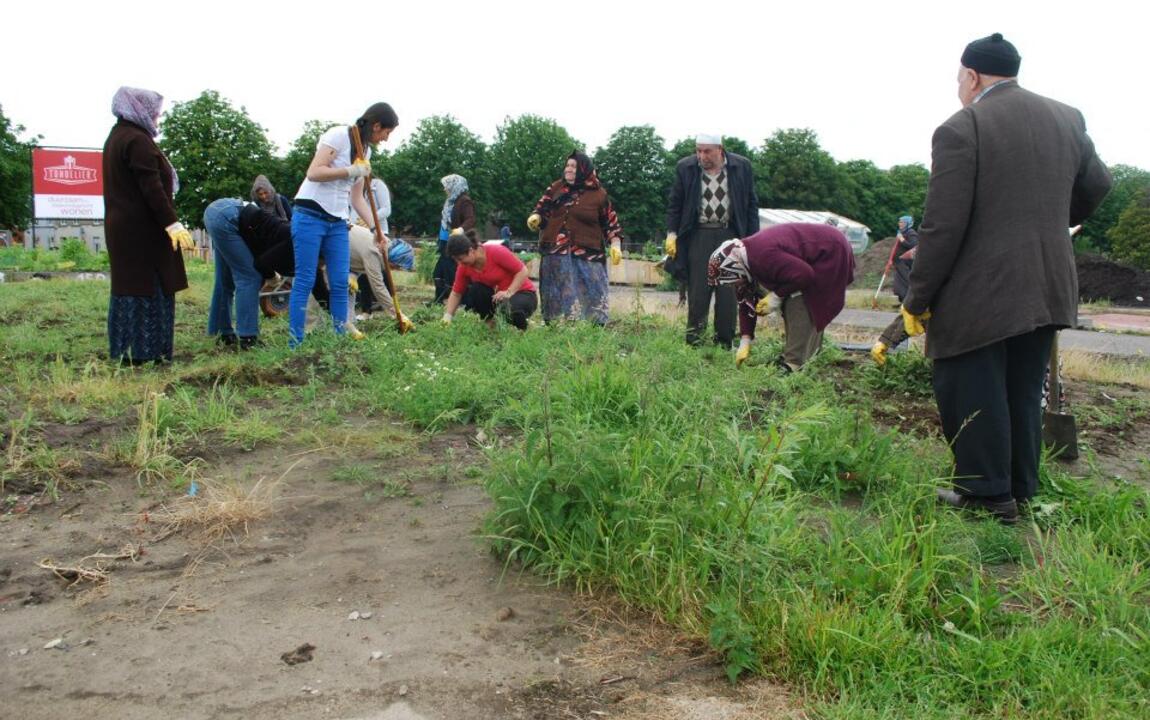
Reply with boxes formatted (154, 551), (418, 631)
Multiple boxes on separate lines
(695, 133), (723, 146)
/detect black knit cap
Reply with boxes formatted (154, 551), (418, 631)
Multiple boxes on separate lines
(961, 33), (1021, 76)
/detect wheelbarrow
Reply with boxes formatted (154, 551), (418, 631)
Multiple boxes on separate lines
(259, 276), (292, 318)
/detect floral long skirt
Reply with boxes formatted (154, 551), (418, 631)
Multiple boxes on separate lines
(539, 253), (609, 325)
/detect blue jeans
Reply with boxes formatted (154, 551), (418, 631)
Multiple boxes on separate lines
(289, 206), (349, 347)
(205, 198), (262, 338)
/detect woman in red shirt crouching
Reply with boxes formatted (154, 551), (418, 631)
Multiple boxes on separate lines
(441, 230), (538, 330)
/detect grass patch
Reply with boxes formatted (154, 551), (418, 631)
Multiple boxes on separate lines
(3, 263), (1148, 718)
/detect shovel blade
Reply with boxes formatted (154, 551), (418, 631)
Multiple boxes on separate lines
(1043, 411), (1079, 461)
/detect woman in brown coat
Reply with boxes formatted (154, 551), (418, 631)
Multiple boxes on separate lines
(526, 150), (622, 325)
(102, 86), (193, 364)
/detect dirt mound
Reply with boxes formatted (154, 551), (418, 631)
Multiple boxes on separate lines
(854, 243), (1150, 308)
(854, 236), (898, 281)
(1076, 254), (1150, 307)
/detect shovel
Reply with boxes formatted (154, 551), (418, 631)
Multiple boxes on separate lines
(1042, 332), (1078, 460)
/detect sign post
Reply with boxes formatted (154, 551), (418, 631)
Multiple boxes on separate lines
(32, 147), (104, 220)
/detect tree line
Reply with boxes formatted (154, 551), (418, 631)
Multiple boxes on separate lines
(2, 94), (1148, 265)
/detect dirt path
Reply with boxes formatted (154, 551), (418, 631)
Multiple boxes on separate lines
(1, 428), (798, 719)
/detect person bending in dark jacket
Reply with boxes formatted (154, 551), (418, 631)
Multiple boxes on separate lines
(708, 224), (854, 371)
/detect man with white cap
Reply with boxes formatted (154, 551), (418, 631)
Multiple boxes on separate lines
(901, 33), (1111, 523)
(665, 135), (760, 347)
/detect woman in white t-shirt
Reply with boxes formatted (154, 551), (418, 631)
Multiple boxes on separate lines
(288, 102), (398, 347)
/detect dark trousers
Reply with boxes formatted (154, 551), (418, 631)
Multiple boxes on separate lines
(879, 314), (910, 348)
(357, 271), (394, 312)
(685, 226), (736, 346)
(461, 285), (538, 330)
(433, 251), (457, 304)
(932, 326), (1056, 501)
(255, 239), (329, 305)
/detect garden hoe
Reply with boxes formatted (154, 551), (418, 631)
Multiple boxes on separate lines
(350, 126), (410, 334)
(871, 235), (902, 309)
(1042, 332), (1077, 460)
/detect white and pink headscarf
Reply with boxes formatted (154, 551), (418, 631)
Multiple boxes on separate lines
(111, 86), (179, 195)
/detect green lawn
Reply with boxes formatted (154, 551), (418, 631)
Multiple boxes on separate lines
(1, 257), (1148, 719)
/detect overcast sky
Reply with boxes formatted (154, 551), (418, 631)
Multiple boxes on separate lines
(4, 0), (1146, 171)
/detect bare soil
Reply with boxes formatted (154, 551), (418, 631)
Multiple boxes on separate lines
(853, 242), (1150, 309)
(1, 427), (800, 720)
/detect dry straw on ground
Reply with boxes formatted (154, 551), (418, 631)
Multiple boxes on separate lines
(36, 544), (142, 587)
(151, 463), (296, 545)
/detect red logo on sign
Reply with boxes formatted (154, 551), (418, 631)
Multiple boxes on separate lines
(43, 155), (98, 186)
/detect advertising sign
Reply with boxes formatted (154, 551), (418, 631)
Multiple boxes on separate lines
(32, 147), (104, 220)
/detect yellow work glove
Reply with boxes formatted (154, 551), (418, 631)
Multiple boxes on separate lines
(526, 213), (542, 232)
(165, 222), (194, 252)
(346, 160), (371, 180)
(664, 233), (678, 259)
(398, 312), (415, 334)
(348, 275), (359, 293)
(449, 227), (464, 237)
(900, 306), (930, 337)
(870, 341), (889, 366)
(609, 243), (622, 266)
(735, 338), (751, 368)
(347, 326), (366, 341)
(441, 312), (454, 325)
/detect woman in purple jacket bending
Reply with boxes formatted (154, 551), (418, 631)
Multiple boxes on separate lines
(708, 223), (855, 371)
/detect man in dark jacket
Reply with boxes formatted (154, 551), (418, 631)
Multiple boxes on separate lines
(902, 33), (1112, 522)
(664, 135), (760, 347)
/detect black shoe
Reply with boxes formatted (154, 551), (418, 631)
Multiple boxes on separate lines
(936, 488), (1019, 524)
(238, 336), (262, 351)
(218, 334), (238, 348)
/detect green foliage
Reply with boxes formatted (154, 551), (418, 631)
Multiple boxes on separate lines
(57, 237), (98, 268)
(380, 115), (489, 236)
(0, 244), (108, 271)
(485, 115), (579, 236)
(1078, 164), (1150, 253)
(593, 125), (671, 243)
(755, 128), (840, 210)
(414, 242), (437, 284)
(1107, 187), (1150, 269)
(885, 163), (930, 226)
(276, 119), (339, 196)
(668, 135), (754, 163)
(159, 90), (277, 226)
(4, 185), (1150, 719)
(0, 105), (39, 230)
(834, 159), (885, 231)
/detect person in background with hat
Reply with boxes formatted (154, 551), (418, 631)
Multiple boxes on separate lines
(871, 214), (920, 365)
(664, 135), (760, 348)
(251, 175), (293, 221)
(900, 33), (1111, 523)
